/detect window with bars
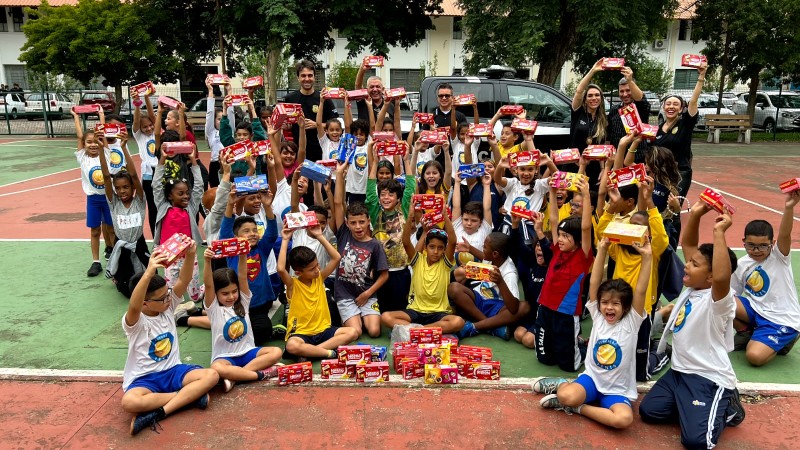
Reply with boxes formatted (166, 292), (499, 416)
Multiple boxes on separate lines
(0, 8), (8, 32)
(390, 69), (424, 92)
(453, 17), (463, 40)
(673, 69), (699, 89)
(11, 7), (24, 32)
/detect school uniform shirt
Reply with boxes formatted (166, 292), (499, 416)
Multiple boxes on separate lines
(319, 134), (340, 180)
(732, 248), (800, 331)
(668, 288), (737, 389)
(501, 177), (549, 215)
(472, 257), (519, 302)
(654, 111), (698, 171)
(207, 291), (256, 360)
(205, 96), (223, 163)
(286, 274), (331, 338)
(334, 223), (389, 301)
(109, 195), (145, 243)
(451, 138), (479, 182)
(570, 108), (600, 151)
(453, 217), (492, 253)
(121, 289), (183, 391)
(272, 178), (308, 230)
(538, 245), (594, 316)
(584, 300), (646, 401)
(408, 252), (454, 314)
(76, 149), (106, 196)
(497, 142), (524, 159)
(133, 130), (158, 180)
(104, 141), (126, 175)
(542, 203), (573, 234)
(346, 142), (370, 195)
(415, 146), (440, 176)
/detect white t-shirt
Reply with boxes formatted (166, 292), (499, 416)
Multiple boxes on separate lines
(76, 149), (106, 196)
(453, 217), (492, 253)
(583, 300), (646, 401)
(291, 226), (336, 277)
(105, 141), (125, 175)
(206, 96), (223, 162)
(121, 289), (183, 391)
(501, 177), (549, 214)
(452, 138), (479, 184)
(133, 130), (158, 179)
(346, 143), (369, 195)
(207, 290), (256, 361)
(732, 248), (800, 331)
(319, 135), (340, 180)
(414, 147), (440, 177)
(669, 288), (737, 389)
(472, 257), (519, 302)
(272, 178), (308, 230)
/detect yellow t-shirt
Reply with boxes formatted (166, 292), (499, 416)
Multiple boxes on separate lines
(286, 275), (331, 339)
(498, 143), (523, 159)
(407, 252), (454, 314)
(543, 203), (573, 234)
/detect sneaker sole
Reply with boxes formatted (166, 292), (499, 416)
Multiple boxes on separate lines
(539, 393), (559, 408)
(129, 416), (137, 435)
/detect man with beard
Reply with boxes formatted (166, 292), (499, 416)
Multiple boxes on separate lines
(284, 60), (339, 162)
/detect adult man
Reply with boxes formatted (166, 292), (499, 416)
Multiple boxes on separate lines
(431, 83), (467, 130)
(606, 67), (650, 159)
(354, 62), (393, 123)
(284, 60), (339, 162)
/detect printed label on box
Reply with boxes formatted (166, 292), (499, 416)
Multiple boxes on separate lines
(452, 94), (476, 106)
(464, 262), (495, 281)
(457, 163), (485, 179)
(413, 112), (435, 125)
(321, 359), (355, 380)
(551, 148), (581, 165)
(681, 54), (707, 68)
(509, 150), (540, 167)
(510, 118), (537, 134)
(499, 105), (524, 116)
(277, 362), (313, 386)
(159, 233), (192, 267)
(233, 174), (268, 197)
(424, 364), (459, 384)
(243, 76), (263, 89)
(346, 89), (369, 101)
(375, 141), (408, 157)
(355, 362), (389, 383)
(467, 123), (492, 137)
(603, 221), (649, 246)
(412, 194), (445, 211)
(608, 163), (646, 188)
(699, 188), (736, 215)
(602, 58), (625, 69)
(210, 238), (250, 259)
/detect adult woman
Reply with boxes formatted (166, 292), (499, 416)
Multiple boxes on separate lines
(571, 59), (609, 185)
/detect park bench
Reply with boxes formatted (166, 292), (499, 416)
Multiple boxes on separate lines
(705, 114), (752, 144)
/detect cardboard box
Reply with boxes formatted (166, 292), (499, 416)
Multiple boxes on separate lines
(452, 94), (476, 106)
(158, 96), (184, 110)
(320, 359), (356, 380)
(551, 148), (581, 165)
(372, 131), (395, 142)
(207, 74), (231, 85)
(242, 76), (263, 89)
(252, 140), (270, 157)
(699, 188), (737, 215)
(210, 238), (251, 259)
(410, 327), (442, 344)
(369, 345), (387, 362)
(464, 262), (495, 281)
(355, 362), (389, 383)
(499, 104), (524, 116)
(95, 123), (125, 138)
(510, 205), (541, 221)
(285, 211), (320, 230)
(346, 89), (369, 101)
(608, 163), (646, 188)
(159, 233), (192, 267)
(602, 57), (625, 69)
(72, 104), (101, 114)
(457, 163), (485, 179)
(456, 345), (493, 362)
(441, 336), (458, 350)
(421, 210), (444, 229)
(338, 345), (372, 365)
(637, 123), (658, 141)
(619, 103), (642, 134)
(363, 55), (385, 68)
(336, 134), (358, 164)
(509, 150), (540, 167)
(510, 118), (538, 134)
(277, 361), (313, 386)
(681, 54), (707, 69)
(322, 87), (346, 99)
(424, 364), (459, 384)
(603, 221), (649, 246)
(779, 178), (800, 193)
(233, 174), (268, 197)
(317, 159), (338, 170)
(226, 94), (248, 106)
(393, 347), (420, 372)
(384, 87), (406, 100)
(412, 194), (445, 211)
(413, 112), (436, 125)
(468, 123), (493, 137)
(583, 145), (615, 160)
(549, 171), (587, 192)
(271, 103), (304, 128)
(462, 361), (501, 380)
(418, 343), (451, 365)
(162, 141), (194, 156)
(375, 141), (408, 157)
(130, 81), (155, 97)
(221, 141), (256, 163)
(401, 359), (425, 379)
(299, 160), (332, 184)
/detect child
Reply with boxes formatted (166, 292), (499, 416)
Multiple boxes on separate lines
(121, 243), (218, 436)
(463, 155), (505, 231)
(416, 157), (451, 196)
(218, 186), (279, 345)
(131, 92), (159, 234)
(452, 170), (493, 263)
(290, 169), (337, 282)
(488, 107), (528, 158)
(533, 237), (651, 429)
(98, 132), (149, 298)
(731, 191), (800, 365)
(381, 209), (465, 333)
(343, 94), (376, 204)
(278, 223), (359, 359)
(270, 120), (307, 227)
(316, 92), (343, 169)
(449, 231), (530, 340)
(70, 110), (116, 277)
(202, 249), (283, 392)
(333, 161), (389, 337)
(204, 77), (225, 187)
(153, 146), (204, 302)
(512, 213), (553, 349)
(534, 179), (594, 372)
(639, 203), (745, 449)
(366, 141), (416, 312)
(219, 94), (266, 178)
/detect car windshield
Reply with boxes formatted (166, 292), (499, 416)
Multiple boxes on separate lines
(699, 98), (723, 108)
(769, 95), (800, 108)
(28, 94), (41, 101)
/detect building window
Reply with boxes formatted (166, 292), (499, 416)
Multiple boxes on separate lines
(11, 7), (24, 32)
(390, 69), (424, 92)
(678, 20), (691, 41)
(673, 69), (699, 89)
(453, 17), (463, 40)
(4, 65), (30, 90)
(0, 8), (8, 32)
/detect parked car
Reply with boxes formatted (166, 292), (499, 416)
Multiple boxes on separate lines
(0, 93), (27, 119)
(643, 91), (661, 112)
(731, 91), (800, 132)
(694, 94), (734, 129)
(721, 91), (738, 109)
(25, 92), (75, 119)
(80, 91), (116, 114)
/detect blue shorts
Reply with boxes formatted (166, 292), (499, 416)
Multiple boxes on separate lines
(474, 291), (505, 318)
(289, 327), (338, 346)
(738, 296), (799, 352)
(574, 374), (632, 409)
(216, 347), (261, 367)
(126, 363), (203, 393)
(86, 194), (112, 228)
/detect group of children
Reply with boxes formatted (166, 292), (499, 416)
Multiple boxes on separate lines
(72, 77), (799, 446)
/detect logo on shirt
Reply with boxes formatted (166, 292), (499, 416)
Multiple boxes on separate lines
(312, 105), (319, 114)
(416, 160), (426, 176)
(673, 300), (692, 333)
(109, 148), (124, 169)
(478, 281), (499, 301)
(512, 196), (531, 210)
(223, 316), (248, 343)
(745, 267), (770, 297)
(338, 242), (371, 284)
(459, 152), (466, 164)
(329, 148), (340, 161)
(148, 332), (174, 362)
(146, 139), (156, 158)
(89, 165), (104, 189)
(247, 253), (261, 281)
(593, 338), (622, 370)
(692, 400), (706, 406)
(354, 152), (367, 172)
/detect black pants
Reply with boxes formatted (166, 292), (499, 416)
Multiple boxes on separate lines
(377, 268), (412, 313)
(208, 160), (221, 188)
(535, 305), (582, 372)
(142, 178), (157, 237)
(674, 167), (693, 240)
(113, 236), (151, 298)
(250, 302), (274, 346)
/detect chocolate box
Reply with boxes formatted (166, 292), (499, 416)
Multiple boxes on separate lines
(207, 74), (231, 85)
(418, 343), (451, 365)
(375, 141), (408, 157)
(320, 359), (356, 380)
(401, 359), (425, 379)
(369, 345), (387, 362)
(393, 347), (420, 372)
(583, 145), (615, 160)
(130, 81), (155, 98)
(363, 55), (385, 68)
(252, 140), (270, 157)
(424, 364), (459, 384)
(468, 123), (493, 137)
(72, 104), (101, 114)
(608, 163), (646, 188)
(603, 221), (648, 246)
(355, 362), (389, 383)
(285, 212), (319, 230)
(441, 336), (459, 350)
(681, 54), (707, 69)
(601, 58), (625, 69)
(346, 89), (369, 101)
(637, 123), (658, 141)
(549, 171), (587, 192)
(210, 238), (251, 259)
(510, 118), (538, 134)
(452, 94), (476, 106)
(299, 160), (332, 184)
(372, 131), (395, 142)
(421, 210), (444, 229)
(457, 163), (485, 179)
(243, 76), (263, 89)
(95, 123), (124, 138)
(336, 134), (358, 164)
(410, 327), (442, 344)
(323, 87), (346, 99)
(159, 233), (192, 267)
(162, 141), (194, 156)
(277, 361), (313, 386)
(551, 148), (581, 165)
(271, 103), (304, 128)
(157, 96), (184, 110)
(221, 141), (256, 163)
(456, 345), (493, 362)
(779, 178), (800, 193)
(412, 194), (445, 211)
(699, 188), (736, 215)
(233, 174), (268, 197)
(464, 262), (495, 281)
(510, 205), (541, 221)
(318, 159), (338, 170)
(413, 112), (436, 125)
(338, 344), (372, 365)
(499, 104), (524, 116)
(226, 94), (248, 106)
(509, 150), (540, 167)
(619, 103), (642, 135)
(384, 87), (406, 100)
(462, 361), (501, 380)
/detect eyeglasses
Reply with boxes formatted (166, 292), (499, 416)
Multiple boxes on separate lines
(145, 288), (172, 303)
(437, 94), (452, 99)
(743, 242), (771, 252)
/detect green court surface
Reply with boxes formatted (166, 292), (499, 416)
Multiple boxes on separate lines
(1, 240), (799, 384)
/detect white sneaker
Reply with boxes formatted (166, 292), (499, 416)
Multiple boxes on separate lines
(223, 379), (236, 393)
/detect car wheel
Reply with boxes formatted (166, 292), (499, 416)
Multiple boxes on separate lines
(10, 108), (17, 120)
(764, 118), (775, 134)
(59, 108), (65, 120)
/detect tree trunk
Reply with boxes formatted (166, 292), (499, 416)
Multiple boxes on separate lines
(745, 72), (760, 120)
(536, 5), (577, 86)
(265, 42), (281, 105)
(113, 84), (123, 114)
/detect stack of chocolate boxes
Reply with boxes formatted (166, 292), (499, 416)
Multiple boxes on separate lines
(320, 344), (389, 383)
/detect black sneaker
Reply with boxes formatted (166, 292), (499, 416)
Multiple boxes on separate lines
(271, 324), (287, 340)
(192, 393), (209, 410)
(725, 388), (746, 427)
(778, 335), (799, 356)
(87, 262), (102, 277)
(104, 246), (112, 260)
(733, 330), (752, 351)
(130, 409), (165, 435)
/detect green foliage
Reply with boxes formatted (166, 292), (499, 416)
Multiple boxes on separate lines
(631, 56), (672, 97)
(326, 60), (359, 90)
(27, 71), (81, 94)
(420, 51), (439, 77)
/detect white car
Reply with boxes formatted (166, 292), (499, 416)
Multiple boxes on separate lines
(695, 94), (734, 129)
(25, 92), (75, 119)
(0, 93), (26, 119)
(732, 91), (800, 132)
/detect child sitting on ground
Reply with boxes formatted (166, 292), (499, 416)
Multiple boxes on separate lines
(512, 213), (552, 349)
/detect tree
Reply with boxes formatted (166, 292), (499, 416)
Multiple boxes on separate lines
(458, 0), (675, 85)
(20, 0), (186, 113)
(630, 55), (672, 97)
(326, 60), (359, 90)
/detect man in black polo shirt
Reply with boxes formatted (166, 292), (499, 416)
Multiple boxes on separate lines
(606, 67), (650, 161)
(284, 59), (339, 162)
(431, 83), (467, 131)
(354, 62), (393, 123)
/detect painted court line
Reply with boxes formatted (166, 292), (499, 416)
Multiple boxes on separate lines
(0, 139), (64, 145)
(0, 178), (79, 197)
(692, 180), (800, 222)
(0, 167), (79, 189)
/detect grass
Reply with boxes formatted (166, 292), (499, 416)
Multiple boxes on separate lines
(693, 130), (800, 143)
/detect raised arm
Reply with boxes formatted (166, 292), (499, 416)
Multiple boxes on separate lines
(178, 103), (187, 141)
(376, 100), (391, 133)
(120, 133), (144, 200)
(778, 192), (800, 256)
(290, 170), (302, 213)
(316, 93), (327, 139)
(444, 213), (457, 261)
(590, 238), (610, 301)
(493, 156), (509, 189)
(687, 63), (708, 117)
(472, 102), (479, 125)
(393, 100), (402, 140)
(683, 201), (712, 264)
(631, 239), (653, 315)
(98, 136), (114, 202)
(144, 93), (156, 125)
(573, 59), (603, 111)
(125, 251), (168, 326)
(333, 161), (348, 230)
(70, 109), (83, 149)
(441, 140), (452, 191)
(548, 186), (559, 243)
(578, 176), (592, 257)
(711, 212), (733, 302)
(202, 248), (216, 309)
(132, 94), (143, 133)
(276, 225), (295, 293)
(621, 67), (643, 102)
(296, 112), (307, 168)
(172, 241), (197, 299)
(344, 94), (354, 131)
(401, 208), (417, 261)
(355, 60), (367, 89)
(451, 171), (463, 219)
(481, 173), (493, 227)
(154, 101), (164, 149)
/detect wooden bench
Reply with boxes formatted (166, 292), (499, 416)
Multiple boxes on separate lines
(705, 114), (752, 144)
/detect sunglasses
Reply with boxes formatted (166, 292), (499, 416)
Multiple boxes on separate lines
(145, 288), (173, 303)
(437, 94), (452, 99)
